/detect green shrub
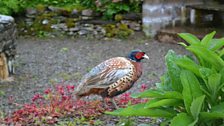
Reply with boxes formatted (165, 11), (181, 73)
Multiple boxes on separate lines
(22, 0), (80, 7)
(96, 0), (142, 20)
(0, 0), (22, 15)
(0, 0), (142, 20)
(107, 31), (224, 126)
(0, 0), (85, 15)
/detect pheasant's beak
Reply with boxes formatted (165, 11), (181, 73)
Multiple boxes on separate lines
(143, 54), (149, 60)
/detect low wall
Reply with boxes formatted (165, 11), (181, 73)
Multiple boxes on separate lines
(18, 6), (142, 38)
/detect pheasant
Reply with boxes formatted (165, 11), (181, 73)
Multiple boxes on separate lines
(75, 50), (149, 109)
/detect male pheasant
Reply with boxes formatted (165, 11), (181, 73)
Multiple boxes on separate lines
(75, 50), (149, 109)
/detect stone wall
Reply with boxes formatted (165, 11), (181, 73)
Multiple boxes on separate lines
(0, 15), (17, 80)
(18, 6), (142, 38)
(143, 0), (203, 36)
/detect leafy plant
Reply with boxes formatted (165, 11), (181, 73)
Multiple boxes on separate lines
(103, 2), (130, 20)
(2, 82), (147, 125)
(79, 0), (96, 9)
(0, 90), (5, 96)
(107, 31), (224, 126)
(22, 0), (81, 8)
(0, 0), (22, 15)
(95, 0), (142, 20)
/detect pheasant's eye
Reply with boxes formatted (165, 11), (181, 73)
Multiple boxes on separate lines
(135, 52), (144, 59)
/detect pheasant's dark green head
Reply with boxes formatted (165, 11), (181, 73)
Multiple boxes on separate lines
(128, 50), (149, 62)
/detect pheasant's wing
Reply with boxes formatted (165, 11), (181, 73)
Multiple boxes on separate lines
(76, 57), (132, 91)
(85, 67), (131, 88)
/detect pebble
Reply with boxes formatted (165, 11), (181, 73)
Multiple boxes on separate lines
(42, 19), (49, 25)
(78, 29), (88, 35)
(81, 16), (93, 20)
(69, 27), (79, 32)
(82, 9), (93, 16)
(71, 9), (80, 17)
(0, 15), (14, 23)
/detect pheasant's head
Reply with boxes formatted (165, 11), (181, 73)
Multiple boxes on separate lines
(128, 50), (149, 62)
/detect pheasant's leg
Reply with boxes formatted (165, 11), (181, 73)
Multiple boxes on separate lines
(102, 97), (108, 108)
(111, 98), (119, 109)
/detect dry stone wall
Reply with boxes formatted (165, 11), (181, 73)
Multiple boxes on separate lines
(0, 15), (16, 80)
(19, 6), (142, 38)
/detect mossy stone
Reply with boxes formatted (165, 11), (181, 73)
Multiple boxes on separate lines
(65, 18), (75, 28)
(118, 23), (129, 30)
(36, 4), (46, 14)
(103, 23), (133, 38)
(104, 24), (117, 37)
(115, 14), (123, 22)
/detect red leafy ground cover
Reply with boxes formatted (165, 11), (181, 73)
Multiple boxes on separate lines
(0, 83), (148, 125)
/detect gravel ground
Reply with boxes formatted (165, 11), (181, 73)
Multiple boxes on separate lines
(0, 32), (188, 124)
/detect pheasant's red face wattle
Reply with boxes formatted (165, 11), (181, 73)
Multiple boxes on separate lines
(135, 52), (145, 60)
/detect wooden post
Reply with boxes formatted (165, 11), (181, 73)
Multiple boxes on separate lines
(0, 53), (9, 80)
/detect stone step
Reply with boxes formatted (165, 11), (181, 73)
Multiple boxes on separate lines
(155, 26), (224, 44)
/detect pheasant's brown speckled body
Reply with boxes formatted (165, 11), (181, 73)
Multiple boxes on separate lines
(75, 50), (148, 108)
(106, 59), (142, 97)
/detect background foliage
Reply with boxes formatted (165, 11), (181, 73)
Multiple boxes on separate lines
(0, 0), (142, 20)
(107, 31), (224, 126)
(0, 0), (22, 15)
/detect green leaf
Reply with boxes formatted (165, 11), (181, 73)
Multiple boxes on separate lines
(190, 95), (205, 119)
(170, 113), (194, 126)
(165, 50), (182, 92)
(175, 56), (201, 77)
(178, 42), (187, 47)
(200, 112), (224, 120)
(131, 89), (163, 98)
(201, 31), (216, 47)
(211, 102), (224, 113)
(160, 119), (171, 126)
(209, 38), (224, 51)
(105, 8), (116, 17)
(189, 118), (198, 126)
(178, 33), (200, 45)
(180, 70), (203, 113)
(181, 71), (193, 113)
(220, 68), (224, 84)
(187, 45), (224, 71)
(120, 4), (130, 11)
(219, 48), (224, 57)
(200, 100), (224, 121)
(208, 73), (221, 95)
(105, 103), (176, 118)
(182, 70), (203, 97)
(0, 90), (5, 96)
(145, 99), (182, 109)
(132, 90), (182, 99)
(199, 68), (213, 84)
(162, 91), (183, 99)
(157, 73), (172, 91)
